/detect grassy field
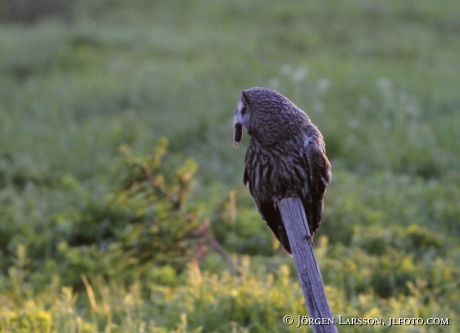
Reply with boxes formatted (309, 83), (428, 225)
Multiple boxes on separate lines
(0, 0), (459, 332)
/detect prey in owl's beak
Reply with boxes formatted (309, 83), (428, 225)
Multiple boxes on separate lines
(233, 121), (243, 147)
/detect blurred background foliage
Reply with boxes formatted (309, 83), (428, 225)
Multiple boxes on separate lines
(0, 0), (459, 332)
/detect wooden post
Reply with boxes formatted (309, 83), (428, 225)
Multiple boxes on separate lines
(278, 196), (338, 333)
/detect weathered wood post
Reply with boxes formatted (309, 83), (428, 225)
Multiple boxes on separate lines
(278, 196), (338, 333)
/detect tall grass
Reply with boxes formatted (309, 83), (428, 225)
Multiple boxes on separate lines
(1, 254), (457, 333)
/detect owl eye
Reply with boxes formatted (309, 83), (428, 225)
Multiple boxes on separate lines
(241, 106), (247, 115)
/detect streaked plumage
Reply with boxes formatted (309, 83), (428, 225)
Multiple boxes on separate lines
(233, 87), (331, 254)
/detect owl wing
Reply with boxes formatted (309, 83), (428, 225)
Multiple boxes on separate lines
(244, 144), (292, 255)
(304, 130), (332, 236)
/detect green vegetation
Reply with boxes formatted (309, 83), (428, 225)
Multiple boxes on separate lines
(0, 0), (459, 332)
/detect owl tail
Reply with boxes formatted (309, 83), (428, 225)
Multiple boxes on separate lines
(278, 225), (292, 256)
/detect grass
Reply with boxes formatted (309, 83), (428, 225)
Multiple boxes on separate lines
(0, 0), (459, 332)
(1, 255), (457, 333)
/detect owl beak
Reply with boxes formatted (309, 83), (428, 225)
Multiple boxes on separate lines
(233, 121), (243, 147)
(242, 91), (250, 104)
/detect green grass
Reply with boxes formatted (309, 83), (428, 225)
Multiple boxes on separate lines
(1, 254), (457, 333)
(0, 0), (459, 332)
(1, 0), (459, 183)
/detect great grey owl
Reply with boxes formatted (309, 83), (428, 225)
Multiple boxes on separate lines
(233, 87), (331, 255)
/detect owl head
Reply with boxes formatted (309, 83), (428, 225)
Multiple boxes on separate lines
(233, 87), (310, 147)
